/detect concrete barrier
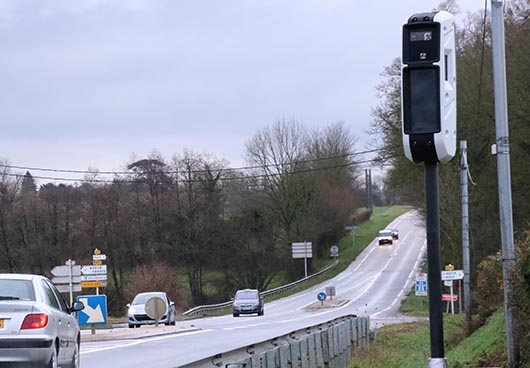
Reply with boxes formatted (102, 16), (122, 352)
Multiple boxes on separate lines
(182, 314), (370, 368)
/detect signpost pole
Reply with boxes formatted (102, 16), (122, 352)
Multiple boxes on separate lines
(68, 260), (73, 306)
(304, 241), (308, 278)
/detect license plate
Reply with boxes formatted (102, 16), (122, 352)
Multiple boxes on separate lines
(0, 319), (4, 328)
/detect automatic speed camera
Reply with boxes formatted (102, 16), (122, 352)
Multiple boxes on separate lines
(401, 11), (457, 164)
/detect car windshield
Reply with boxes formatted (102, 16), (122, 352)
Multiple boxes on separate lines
(0, 279), (35, 301)
(379, 230), (392, 237)
(132, 293), (165, 305)
(235, 291), (258, 300)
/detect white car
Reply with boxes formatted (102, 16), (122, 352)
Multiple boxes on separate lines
(377, 229), (394, 245)
(0, 273), (85, 368)
(127, 292), (176, 328)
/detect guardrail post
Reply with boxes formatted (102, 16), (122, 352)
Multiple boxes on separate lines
(291, 340), (301, 367)
(315, 331), (324, 368)
(279, 344), (290, 367)
(265, 348), (278, 368)
(308, 334), (317, 368)
(300, 337), (309, 368)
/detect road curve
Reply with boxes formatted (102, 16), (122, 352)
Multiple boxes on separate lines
(80, 210), (426, 367)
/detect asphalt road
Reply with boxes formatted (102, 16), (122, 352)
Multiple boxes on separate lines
(80, 210), (426, 368)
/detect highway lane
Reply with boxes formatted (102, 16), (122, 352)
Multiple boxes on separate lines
(80, 210), (426, 367)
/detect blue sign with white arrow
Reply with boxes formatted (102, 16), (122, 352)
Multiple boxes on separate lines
(317, 292), (327, 301)
(77, 295), (107, 325)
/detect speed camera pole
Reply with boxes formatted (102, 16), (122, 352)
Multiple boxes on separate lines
(401, 11), (457, 368)
(425, 162), (445, 361)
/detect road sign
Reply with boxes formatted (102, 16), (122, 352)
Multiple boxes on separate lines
(317, 292), (327, 301)
(51, 276), (82, 284)
(51, 265), (81, 277)
(330, 245), (339, 256)
(81, 265), (107, 275)
(81, 275), (107, 281)
(415, 273), (428, 296)
(93, 254), (107, 261)
(442, 294), (458, 302)
(344, 225), (358, 231)
(55, 284), (82, 293)
(415, 280), (428, 296)
(92, 260), (103, 265)
(145, 297), (167, 322)
(81, 281), (106, 288)
(77, 295), (107, 325)
(444, 280), (454, 287)
(441, 269), (464, 281)
(291, 242), (313, 259)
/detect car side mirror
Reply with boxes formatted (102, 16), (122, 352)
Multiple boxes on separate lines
(71, 301), (84, 312)
(126, 303), (131, 308)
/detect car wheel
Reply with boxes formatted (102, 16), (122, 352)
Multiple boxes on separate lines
(258, 309), (264, 316)
(233, 313), (239, 317)
(46, 343), (58, 368)
(67, 341), (80, 368)
(128, 323), (135, 328)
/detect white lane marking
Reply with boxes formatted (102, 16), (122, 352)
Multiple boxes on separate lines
(336, 271), (352, 281)
(80, 329), (213, 354)
(372, 238), (427, 317)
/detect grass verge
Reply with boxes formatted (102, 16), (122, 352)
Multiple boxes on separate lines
(349, 309), (507, 367)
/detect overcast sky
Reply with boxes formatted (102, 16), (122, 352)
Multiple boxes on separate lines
(0, 0), (485, 182)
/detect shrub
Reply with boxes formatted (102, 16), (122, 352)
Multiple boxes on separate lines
(125, 262), (188, 312)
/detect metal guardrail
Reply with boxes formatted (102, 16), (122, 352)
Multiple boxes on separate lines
(182, 259), (340, 317)
(181, 314), (370, 368)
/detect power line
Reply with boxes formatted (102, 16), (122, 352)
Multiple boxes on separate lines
(4, 155), (400, 185)
(0, 147), (386, 176)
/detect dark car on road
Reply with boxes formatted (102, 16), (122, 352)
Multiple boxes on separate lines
(232, 289), (264, 317)
(0, 273), (85, 368)
(390, 228), (399, 240)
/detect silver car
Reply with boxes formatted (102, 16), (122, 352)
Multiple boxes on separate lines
(127, 291), (176, 328)
(0, 273), (85, 368)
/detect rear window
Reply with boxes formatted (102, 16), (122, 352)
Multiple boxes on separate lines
(0, 279), (36, 301)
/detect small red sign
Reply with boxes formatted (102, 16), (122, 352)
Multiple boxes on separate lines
(442, 294), (458, 302)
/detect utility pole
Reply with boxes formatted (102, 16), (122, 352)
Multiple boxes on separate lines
(491, 1), (518, 366)
(368, 169), (373, 211)
(460, 141), (471, 333)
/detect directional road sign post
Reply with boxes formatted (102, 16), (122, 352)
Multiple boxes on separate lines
(77, 295), (108, 334)
(441, 269), (464, 281)
(51, 260), (82, 305)
(292, 242), (312, 278)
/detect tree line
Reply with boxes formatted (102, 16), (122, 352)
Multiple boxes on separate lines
(0, 120), (366, 315)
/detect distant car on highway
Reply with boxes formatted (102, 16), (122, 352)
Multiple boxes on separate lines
(0, 273), (85, 368)
(377, 229), (394, 245)
(232, 289), (264, 317)
(127, 291), (176, 328)
(389, 228), (399, 240)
